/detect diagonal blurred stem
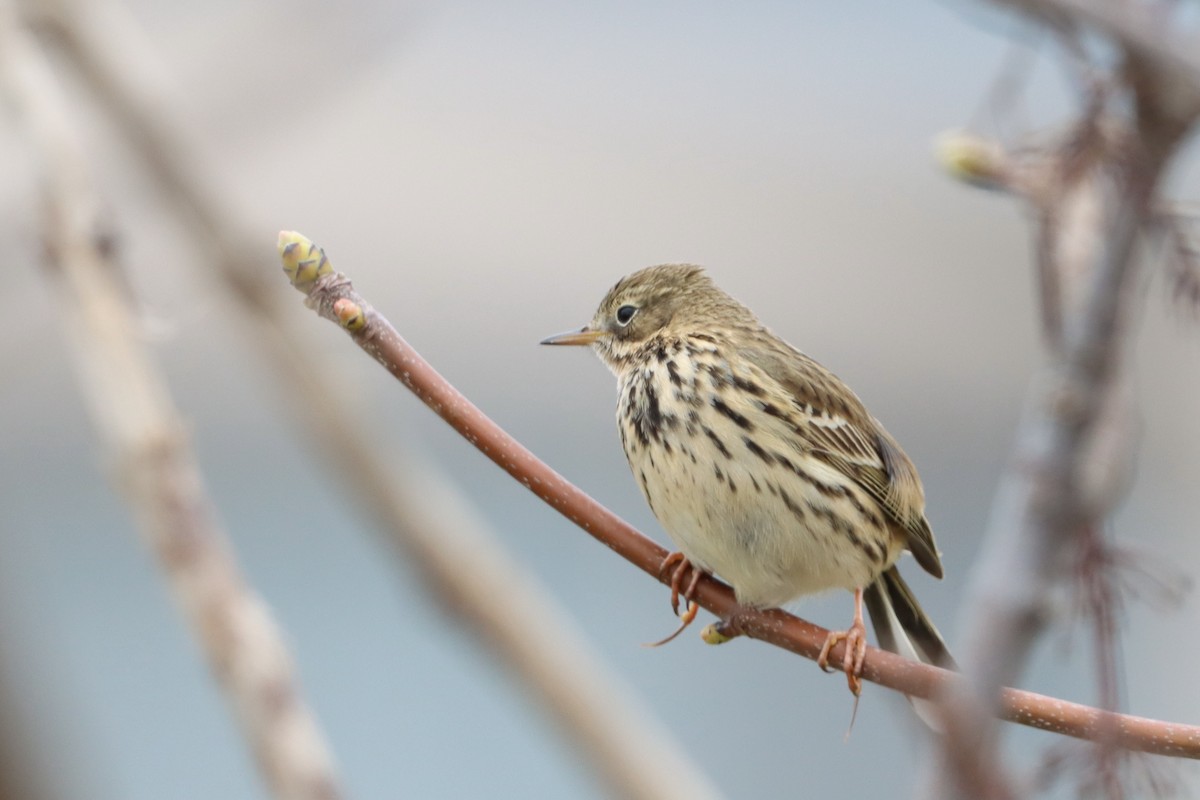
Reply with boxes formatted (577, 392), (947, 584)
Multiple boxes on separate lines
(0, 643), (54, 800)
(0, 5), (345, 800)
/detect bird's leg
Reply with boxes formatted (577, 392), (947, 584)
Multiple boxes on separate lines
(644, 552), (704, 647)
(816, 587), (868, 697)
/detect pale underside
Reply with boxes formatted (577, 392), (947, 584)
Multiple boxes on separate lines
(615, 336), (907, 609)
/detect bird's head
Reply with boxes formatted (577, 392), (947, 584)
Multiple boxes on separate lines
(541, 264), (751, 371)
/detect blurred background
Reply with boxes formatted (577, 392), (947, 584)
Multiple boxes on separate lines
(2, 0), (1199, 797)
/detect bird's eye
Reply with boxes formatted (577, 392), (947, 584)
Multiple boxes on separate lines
(616, 305), (638, 326)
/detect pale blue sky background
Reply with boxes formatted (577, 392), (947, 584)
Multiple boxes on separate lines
(2, 1), (1199, 797)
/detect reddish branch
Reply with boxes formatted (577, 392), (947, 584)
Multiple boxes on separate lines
(280, 233), (1200, 761)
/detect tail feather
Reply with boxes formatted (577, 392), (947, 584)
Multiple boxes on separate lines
(864, 566), (955, 670)
(863, 567), (954, 729)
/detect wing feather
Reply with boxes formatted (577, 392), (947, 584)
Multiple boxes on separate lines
(738, 339), (943, 578)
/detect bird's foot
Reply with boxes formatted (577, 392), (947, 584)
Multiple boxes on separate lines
(817, 617), (868, 697)
(644, 552), (705, 647)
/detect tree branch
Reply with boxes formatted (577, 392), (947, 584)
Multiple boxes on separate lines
(278, 231), (1200, 762)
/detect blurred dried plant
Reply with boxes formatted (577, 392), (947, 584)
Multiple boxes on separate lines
(930, 1), (1200, 798)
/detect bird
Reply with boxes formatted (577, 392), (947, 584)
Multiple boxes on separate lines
(541, 264), (953, 696)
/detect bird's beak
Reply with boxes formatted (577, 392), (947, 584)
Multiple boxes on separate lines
(540, 327), (604, 346)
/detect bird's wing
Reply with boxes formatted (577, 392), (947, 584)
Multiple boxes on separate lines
(738, 341), (943, 579)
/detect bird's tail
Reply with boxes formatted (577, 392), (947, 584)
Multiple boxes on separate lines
(863, 567), (954, 728)
(863, 566), (955, 670)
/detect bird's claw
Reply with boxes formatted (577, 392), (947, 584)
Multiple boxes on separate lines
(817, 618), (868, 697)
(644, 552), (705, 647)
(643, 600), (699, 647)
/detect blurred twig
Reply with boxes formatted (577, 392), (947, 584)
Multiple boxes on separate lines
(0, 5), (344, 800)
(0, 664), (52, 800)
(991, 0), (1200, 87)
(931, 2), (1200, 798)
(24, 1), (725, 797)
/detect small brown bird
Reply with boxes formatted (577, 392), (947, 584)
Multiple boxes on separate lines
(542, 265), (953, 695)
